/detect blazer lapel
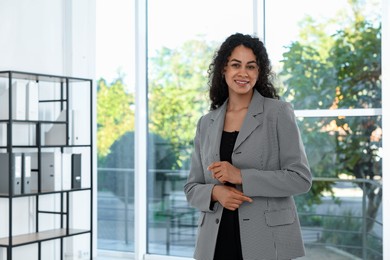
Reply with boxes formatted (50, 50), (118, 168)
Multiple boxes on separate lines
(233, 91), (264, 152)
(208, 101), (227, 161)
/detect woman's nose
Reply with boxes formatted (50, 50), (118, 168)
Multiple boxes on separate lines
(238, 68), (248, 77)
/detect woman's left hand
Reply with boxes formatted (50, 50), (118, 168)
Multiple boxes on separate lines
(208, 161), (242, 184)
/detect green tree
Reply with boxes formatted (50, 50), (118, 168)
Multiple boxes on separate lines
(97, 78), (135, 160)
(280, 0), (381, 233)
(148, 38), (216, 168)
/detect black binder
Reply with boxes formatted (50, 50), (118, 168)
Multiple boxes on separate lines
(71, 154), (82, 189)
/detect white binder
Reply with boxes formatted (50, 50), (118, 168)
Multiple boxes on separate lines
(0, 124), (6, 146)
(30, 152), (62, 192)
(0, 79), (9, 120)
(62, 152), (71, 190)
(26, 81), (39, 121)
(22, 154), (32, 194)
(71, 109), (81, 145)
(12, 81), (26, 120)
(12, 123), (36, 146)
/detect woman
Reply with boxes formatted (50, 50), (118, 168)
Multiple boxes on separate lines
(184, 33), (312, 260)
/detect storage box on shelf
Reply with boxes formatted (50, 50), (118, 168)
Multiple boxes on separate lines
(0, 71), (93, 260)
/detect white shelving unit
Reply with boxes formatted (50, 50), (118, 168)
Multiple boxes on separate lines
(0, 71), (93, 260)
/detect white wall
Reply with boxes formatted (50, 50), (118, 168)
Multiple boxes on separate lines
(0, 0), (95, 78)
(0, 0), (96, 259)
(0, 0), (64, 74)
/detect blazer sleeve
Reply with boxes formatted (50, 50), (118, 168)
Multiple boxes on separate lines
(241, 102), (312, 197)
(184, 116), (218, 212)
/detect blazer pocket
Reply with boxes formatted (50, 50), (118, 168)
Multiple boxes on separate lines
(264, 208), (295, 227)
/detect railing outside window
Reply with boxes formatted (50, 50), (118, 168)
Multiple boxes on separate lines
(97, 168), (382, 259)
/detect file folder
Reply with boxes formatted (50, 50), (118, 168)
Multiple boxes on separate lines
(26, 81), (39, 121)
(30, 152), (62, 192)
(22, 153), (32, 194)
(0, 124), (6, 147)
(12, 81), (26, 120)
(0, 79), (9, 120)
(71, 153), (82, 189)
(0, 153), (22, 195)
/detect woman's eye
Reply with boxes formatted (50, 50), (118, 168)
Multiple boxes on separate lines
(231, 63), (240, 68)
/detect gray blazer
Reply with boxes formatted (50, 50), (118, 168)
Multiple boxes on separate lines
(184, 90), (312, 260)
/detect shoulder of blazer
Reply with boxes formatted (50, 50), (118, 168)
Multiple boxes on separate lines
(195, 107), (219, 133)
(263, 97), (291, 116)
(203, 101), (227, 122)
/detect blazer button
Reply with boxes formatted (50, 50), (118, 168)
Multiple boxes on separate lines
(215, 218), (220, 224)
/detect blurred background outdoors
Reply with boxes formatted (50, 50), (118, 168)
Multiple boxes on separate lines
(96, 0), (382, 259)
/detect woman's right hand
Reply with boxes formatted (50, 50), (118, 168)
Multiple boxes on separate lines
(211, 185), (252, 211)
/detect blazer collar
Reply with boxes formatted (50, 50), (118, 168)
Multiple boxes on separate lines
(208, 100), (227, 161)
(208, 90), (265, 159)
(234, 90), (264, 151)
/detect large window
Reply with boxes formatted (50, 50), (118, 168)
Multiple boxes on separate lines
(266, 0), (382, 258)
(147, 0), (254, 256)
(96, 0), (136, 253)
(95, 0), (384, 259)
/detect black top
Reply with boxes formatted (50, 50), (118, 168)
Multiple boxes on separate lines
(213, 131), (243, 260)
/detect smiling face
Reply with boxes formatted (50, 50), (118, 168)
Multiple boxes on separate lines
(223, 45), (259, 97)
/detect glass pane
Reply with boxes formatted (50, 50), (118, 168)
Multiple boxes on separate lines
(296, 116), (382, 259)
(266, 0), (383, 255)
(147, 0), (254, 256)
(297, 116), (382, 179)
(297, 179), (382, 260)
(96, 0), (135, 253)
(265, 0), (381, 110)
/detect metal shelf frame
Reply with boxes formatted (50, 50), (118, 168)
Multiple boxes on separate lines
(0, 70), (93, 260)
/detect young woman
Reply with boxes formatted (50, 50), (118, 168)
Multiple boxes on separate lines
(184, 33), (312, 260)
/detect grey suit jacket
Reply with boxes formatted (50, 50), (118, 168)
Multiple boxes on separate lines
(184, 90), (312, 260)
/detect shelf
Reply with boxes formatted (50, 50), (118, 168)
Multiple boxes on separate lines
(5, 144), (91, 149)
(0, 187), (92, 198)
(0, 70), (92, 83)
(39, 99), (68, 103)
(0, 228), (90, 247)
(0, 70), (93, 258)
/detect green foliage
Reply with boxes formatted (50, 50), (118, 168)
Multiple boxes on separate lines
(280, 42), (337, 109)
(330, 21), (381, 109)
(96, 39), (216, 172)
(148, 38), (217, 169)
(280, 0), (381, 232)
(97, 78), (135, 160)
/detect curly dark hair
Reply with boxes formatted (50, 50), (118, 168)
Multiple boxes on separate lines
(208, 33), (279, 110)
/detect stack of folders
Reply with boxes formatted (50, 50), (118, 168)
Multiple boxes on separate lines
(0, 152), (82, 194)
(0, 153), (30, 195)
(30, 152), (82, 192)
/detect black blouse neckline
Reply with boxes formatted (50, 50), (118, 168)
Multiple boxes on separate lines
(223, 130), (239, 134)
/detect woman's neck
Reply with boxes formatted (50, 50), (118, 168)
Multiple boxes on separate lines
(227, 91), (253, 112)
